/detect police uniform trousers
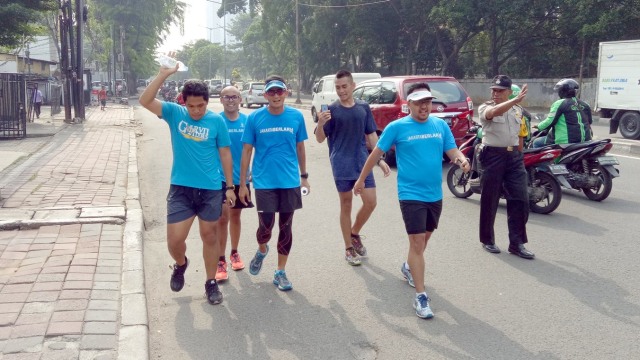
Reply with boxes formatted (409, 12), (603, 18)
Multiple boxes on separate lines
(479, 146), (529, 247)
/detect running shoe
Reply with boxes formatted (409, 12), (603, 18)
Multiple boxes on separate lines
(230, 252), (245, 271)
(205, 279), (223, 305)
(401, 262), (415, 288)
(170, 257), (189, 292)
(345, 248), (362, 266)
(414, 294), (434, 319)
(273, 269), (293, 291)
(215, 260), (229, 281)
(249, 245), (269, 275)
(351, 234), (367, 257)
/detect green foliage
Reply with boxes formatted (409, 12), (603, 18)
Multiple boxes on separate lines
(0, 0), (57, 48)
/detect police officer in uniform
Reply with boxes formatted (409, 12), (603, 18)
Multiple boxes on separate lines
(477, 75), (535, 259)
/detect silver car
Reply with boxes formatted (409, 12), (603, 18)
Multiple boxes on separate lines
(240, 82), (269, 108)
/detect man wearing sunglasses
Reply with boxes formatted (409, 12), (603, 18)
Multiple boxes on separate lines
(214, 86), (254, 282)
(239, 76), (310, 291)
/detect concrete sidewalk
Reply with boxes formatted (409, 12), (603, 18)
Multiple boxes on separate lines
(0, 106), (146, 359)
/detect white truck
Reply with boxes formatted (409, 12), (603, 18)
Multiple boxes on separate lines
(595, 40), (640, 139)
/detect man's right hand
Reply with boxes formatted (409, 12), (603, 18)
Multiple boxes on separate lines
(158, 63), (179, 78)
(317, 110), (331, 125)
(238, 184), (250, 205)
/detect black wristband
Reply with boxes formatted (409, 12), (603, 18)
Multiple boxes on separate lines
(300, 173), (309, 179)
(225, 185), (235, 191)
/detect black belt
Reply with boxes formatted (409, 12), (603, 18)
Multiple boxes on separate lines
(484, 145), (519, 152)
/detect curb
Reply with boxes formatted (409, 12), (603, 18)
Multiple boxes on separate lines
(117, 109), (149, 359)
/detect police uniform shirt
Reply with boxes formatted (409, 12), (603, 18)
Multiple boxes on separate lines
(478, 101), (525, 147)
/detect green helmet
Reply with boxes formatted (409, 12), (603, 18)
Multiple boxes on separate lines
(509, 84), (521, 100)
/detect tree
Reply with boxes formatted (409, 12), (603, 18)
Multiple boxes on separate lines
(0, 0), (57, 48)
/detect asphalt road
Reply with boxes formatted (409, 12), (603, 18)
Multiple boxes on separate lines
(135, 101), (640, 360)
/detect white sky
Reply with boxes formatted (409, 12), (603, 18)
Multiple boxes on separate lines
(158, 0), (227, 53)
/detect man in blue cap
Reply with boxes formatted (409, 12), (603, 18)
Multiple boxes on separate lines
(238, 75), (310, 291)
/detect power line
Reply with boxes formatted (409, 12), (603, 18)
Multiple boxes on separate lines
(299, 0), (390, 8)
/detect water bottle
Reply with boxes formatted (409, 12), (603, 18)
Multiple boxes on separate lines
(301, 186), (309, 196)
(155, 54), (188, 72)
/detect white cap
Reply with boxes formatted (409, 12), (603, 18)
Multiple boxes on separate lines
(407, 90), (436, 101)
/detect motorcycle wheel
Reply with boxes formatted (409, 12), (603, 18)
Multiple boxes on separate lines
(582, 165), (613, 201)
(529, 171), (562, 214)
(446, 166), (473, 198)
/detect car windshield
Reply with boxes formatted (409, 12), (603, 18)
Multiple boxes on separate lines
(403, 81), (466, 103)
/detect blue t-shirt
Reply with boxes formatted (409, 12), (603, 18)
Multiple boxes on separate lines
(241, 106), (308, 189)
(218, 112), (249, 185)
(161, 102), (231, 190)
(377, 115), (456, 202)
(323, 100), (377, 180)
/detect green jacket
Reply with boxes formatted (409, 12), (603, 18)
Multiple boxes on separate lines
(538, 98), (592, 144)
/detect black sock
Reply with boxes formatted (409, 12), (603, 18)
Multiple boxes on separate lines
(219, 256), (225, 262)
(230, 249), (238, 256)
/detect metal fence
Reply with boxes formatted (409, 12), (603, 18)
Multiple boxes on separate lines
(0, 73), (27, 139)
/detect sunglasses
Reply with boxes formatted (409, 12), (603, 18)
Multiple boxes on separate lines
(221, 95), (240, 101)
(266, 88), (286, 96)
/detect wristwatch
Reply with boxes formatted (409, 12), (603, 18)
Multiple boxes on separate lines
(225, 185), (235, 191)
(300, 173), (309, 179)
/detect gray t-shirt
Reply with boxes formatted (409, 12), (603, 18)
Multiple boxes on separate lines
(478, 101), (523, 147)
(323, 100), (377, 180)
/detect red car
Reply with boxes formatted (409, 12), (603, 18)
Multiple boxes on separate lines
(353, 76), (475, 163)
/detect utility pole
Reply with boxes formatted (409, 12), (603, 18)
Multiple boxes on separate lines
(59, 0), (72, 121)
(223, 1), (226, 83)
(111, 25), (116, 94)
(26, 44), (32, 76)
(75, 0), (85, 120)
(295, 0), (301, 104)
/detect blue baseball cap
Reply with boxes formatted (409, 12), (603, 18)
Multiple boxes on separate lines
(264, 80), (287, 92)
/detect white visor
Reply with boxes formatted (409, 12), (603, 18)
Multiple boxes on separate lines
(407, 90), (436, 101)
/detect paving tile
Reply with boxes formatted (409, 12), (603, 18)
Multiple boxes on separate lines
(78, 349), (117, 360)
(54, 299), (88, 311)
(8, 274), (38, 285)
(97, 252), (120, 260)
(74, 253), (98, 259)
(10, 322), (49, 338)
(30, 243), (54, 251)
(0, 325), (11, 339)
(92, 282), (119, 291)
(84, 310), (117, 322)
(82, 321), (117, 335)
(0, 252), (28, 260)
(26, 291), (59, 302)
(90, 290), (119, 301)
(80, 334), (117, 350)
(88, 300), (118, 311)
(41, 348), (81, 360)
(51, 250), (75, 257)
(51, 310), (85, 322)
(2, 335), (44, 353)
(94, 267), (119, 274)
(68, 265), (96, 274)
(15, 312), (51, 325)
(32, 281), (63, 292)
(0, 302), (24, 313)
(20, 257), (48, 266)
(14, 267), (42, 276)
(37, 273), (66, 283)
(65, 273), (94, 281)
(0, 312), (19, 326)
(47, 321), (83, 336)
(53, 243), (76, 251)
(58, 289), (90, 300)
(71, 258), (98, 266)
(25, 250), (52, 258)
(0, 292), (29, 303)
(63, 281), (93, 290)
(96, 260), (120, 267)
(1, 283), (34, 294)
(6, 244), (30, 252)
(41, 266), (69, 274)
(21, 302), (55, 314)
(93, 274), (120, 282)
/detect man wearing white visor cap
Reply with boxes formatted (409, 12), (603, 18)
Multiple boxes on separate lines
(354, 82), (470, 319)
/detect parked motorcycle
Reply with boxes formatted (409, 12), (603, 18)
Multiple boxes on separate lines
(528, 130), (620, 201)
(447, 125), (569, 214)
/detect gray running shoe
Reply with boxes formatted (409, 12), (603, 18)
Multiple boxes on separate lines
(351, 234), (367, 257)
(414, 294), (434, 319)
(273, 269), (293, 291)
(170, 257), (189, 292)
(249, 245), (269, 275)
(205, 279), (223, 305)
(401, 262), (415, 288)
(345, 248), (362, 266)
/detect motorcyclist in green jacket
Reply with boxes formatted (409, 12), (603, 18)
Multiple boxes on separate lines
(533, 79), (592, 148)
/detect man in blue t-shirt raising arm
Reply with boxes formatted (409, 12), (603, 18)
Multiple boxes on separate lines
(315, 70), (390, 266)
(139, 63), (236, 306)
(354, 83), (470, 319)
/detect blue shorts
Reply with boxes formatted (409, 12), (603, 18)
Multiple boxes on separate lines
(399, 200), (442, 234)
(335, 172), (375, 193)
(166, 185), (223, 224)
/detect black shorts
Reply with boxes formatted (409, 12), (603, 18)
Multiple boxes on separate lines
(100, 99), (106, 106)
(255, 188), (303, 213)
(166, 185), (223, 224)
(399, 200), (443, 235)
(221, 182), (254, 209)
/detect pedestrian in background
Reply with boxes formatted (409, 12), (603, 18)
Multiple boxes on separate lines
(238, 76), (309, 291)
(98, 86), (108, 111)
(477, 75), (534, 259)
(315, 69), (390, 266)
(139, 63), (236, 305)
(354, 83), (470, 319)
(214, 85), (254, 282)
(33, 88), (43, 119)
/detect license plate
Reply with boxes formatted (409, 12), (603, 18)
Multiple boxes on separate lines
(548, 164), (569, 175)
(597, 156), (619, 165)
